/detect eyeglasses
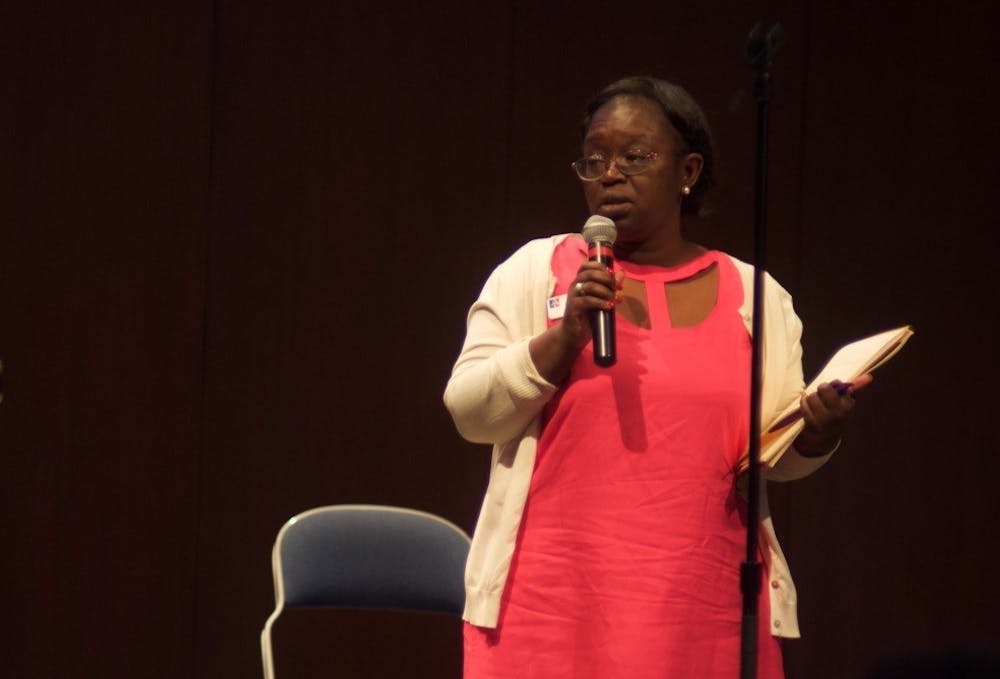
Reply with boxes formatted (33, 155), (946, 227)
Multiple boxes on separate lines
(570, 150), (659, 181)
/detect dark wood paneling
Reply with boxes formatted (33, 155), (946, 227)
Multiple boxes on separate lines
(783, 1), (1000, 676)
(268, 610), (462, 678)
(0, 2), (212, 677)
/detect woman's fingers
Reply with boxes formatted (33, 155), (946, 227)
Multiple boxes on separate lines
(573, 263), (616, 295)
(557, 262), (621, 351)
(801, 375), (870, 440)
(848, 373), (874, 393)
(569, 263), (617, 309)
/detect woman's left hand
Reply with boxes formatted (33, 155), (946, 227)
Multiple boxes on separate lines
(795, 373), (873, 456)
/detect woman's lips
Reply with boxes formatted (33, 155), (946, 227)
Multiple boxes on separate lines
(597, 199), (631, 218)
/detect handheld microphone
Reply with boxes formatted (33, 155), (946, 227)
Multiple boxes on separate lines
(581, 215), (617, 367)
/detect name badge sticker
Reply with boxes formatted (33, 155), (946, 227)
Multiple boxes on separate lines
(547, 294), (567, 320)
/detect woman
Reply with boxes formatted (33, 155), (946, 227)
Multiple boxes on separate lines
(444, 76), (869, 678)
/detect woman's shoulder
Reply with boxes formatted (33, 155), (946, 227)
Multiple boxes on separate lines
(510, 233), (577, 257)
(718, 251), (752, 275)
(718, 252), (791, 296)
(494, 233), (578, 271)
(476, 234), (578, 298)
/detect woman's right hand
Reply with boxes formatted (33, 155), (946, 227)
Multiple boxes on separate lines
(530, 262), (623, 384)
(557, 262), (623, 349)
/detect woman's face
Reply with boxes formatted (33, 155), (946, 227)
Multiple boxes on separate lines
(581, 96), (702, 245)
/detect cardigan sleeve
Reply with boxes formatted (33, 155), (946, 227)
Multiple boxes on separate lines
(443, 242), (559, 445)
(763, 278), (835, 481)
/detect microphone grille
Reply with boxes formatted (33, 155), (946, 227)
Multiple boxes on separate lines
(582, 215), (617, 244)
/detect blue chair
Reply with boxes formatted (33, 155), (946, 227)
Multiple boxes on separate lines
(260, 504), (471, 678)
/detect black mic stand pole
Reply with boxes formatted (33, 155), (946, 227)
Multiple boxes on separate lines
(740, 21), (783, 679)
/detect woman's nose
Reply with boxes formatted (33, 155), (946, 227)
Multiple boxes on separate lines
(600, 159), (627, 183)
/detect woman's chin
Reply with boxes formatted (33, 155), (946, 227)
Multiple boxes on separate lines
(608, 213), (636, 232)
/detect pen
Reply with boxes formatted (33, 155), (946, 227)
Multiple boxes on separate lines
(832, 380), (853, 396)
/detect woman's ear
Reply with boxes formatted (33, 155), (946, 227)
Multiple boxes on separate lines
(682, 152), (704, 189)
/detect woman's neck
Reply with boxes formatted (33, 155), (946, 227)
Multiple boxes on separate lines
(614, 231), (706, 267)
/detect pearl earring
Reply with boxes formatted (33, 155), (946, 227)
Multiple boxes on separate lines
(681, 186), (691, 196)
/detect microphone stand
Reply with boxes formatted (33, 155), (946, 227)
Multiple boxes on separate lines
(740, 21), (783, 679)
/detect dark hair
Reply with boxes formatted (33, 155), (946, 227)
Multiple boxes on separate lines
(581, 76), (716, 217)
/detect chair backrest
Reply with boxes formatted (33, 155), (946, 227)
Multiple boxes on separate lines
(260, 504), (471, 678)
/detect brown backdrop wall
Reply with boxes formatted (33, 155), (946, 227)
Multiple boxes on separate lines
(2, 1), (997, 677)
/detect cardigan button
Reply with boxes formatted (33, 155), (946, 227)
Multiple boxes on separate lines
(771, 580), (780, 589)
(773, 620), (781, 629)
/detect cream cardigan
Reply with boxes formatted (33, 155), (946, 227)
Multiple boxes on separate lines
(444, 234), (833, 638)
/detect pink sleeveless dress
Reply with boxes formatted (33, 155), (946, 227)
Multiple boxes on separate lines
(464, 241), (784, 678)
